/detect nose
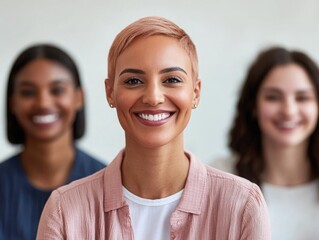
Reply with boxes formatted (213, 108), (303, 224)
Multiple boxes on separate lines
(36, 91), (52, 109)
(142, 82), (165, 106)
(281, 97), (298, 117)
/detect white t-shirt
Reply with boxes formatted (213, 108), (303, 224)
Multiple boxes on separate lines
(211, 156), (319, 240)
(123, 187), (183, 240)
(263, 181), (319, 240)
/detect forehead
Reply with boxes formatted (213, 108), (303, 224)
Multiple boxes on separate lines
(15, 59), (73, 85)
(261, 63), (314, 90)
(115, 35), (192, 74)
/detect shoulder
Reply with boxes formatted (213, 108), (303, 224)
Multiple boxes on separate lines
(207, 157), (267, 208)
(187, 153), (271, 237)
(45, 169), (106, 215)
(187, 151), (264, 207)
(210, 154), (237, 174)
(205, 164), (270, 232)
(206, 164), (269, 222)
(37, 169), (107, 238)
(39, 152), (123, 230)
(59, 168), (105, 197)
(206, 164), (262, 199)
(67, 148), (105, 182)
(75, 148), (106, 168)
(188, 151), (260, 201)
(0, 154), (26, 198)
(0, 154), (20, 175)
(0, 153), (19, 166)
(40, 169), (105, 227)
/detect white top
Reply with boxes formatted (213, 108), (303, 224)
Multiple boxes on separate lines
(211, 156), (319, 240)
(123, 187), (183, 240)
(263, 181), (319, 240)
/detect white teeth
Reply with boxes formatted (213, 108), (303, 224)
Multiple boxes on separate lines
(278, 121), (298, 129)
(138, 113), (170, 121)
(33, 114), (58, 124)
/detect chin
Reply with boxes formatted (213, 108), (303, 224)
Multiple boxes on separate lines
(135, 137), (174, 149)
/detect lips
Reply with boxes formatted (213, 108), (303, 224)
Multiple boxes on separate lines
(135, 110), (174, 126)
(275, 120), (300, 129)
(32, 113), (59, 124)
(138, 112), (171, 121)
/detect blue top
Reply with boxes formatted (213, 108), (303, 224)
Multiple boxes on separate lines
(0, 148), (106, 240)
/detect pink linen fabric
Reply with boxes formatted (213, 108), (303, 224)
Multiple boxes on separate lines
(37, 150), (271, 240)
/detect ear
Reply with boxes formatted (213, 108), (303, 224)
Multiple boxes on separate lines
(104, 78), (115, 107)
(75, 88), (84, 110)
(192, 79), (201, 107)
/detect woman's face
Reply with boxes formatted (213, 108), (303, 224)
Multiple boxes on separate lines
(105, 35), (201, 148)
(11, 59), (83, 143)
(256, 63), (318, 148)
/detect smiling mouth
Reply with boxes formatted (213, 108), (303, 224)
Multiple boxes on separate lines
(137, 113), (171, 121)
(276, 121), (299, 129)
(32, 114), (58, 124)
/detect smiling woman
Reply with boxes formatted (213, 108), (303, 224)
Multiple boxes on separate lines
(212, 46), (319, 239)
(11, 58), (82, 143)
(0, 44), (105, 240)
(37, 17), (271, 240)
(107, 35), (197, 148)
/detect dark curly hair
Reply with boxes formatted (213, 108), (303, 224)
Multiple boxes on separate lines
(6, 44), (85, 144)
(229, 46), (319, 186)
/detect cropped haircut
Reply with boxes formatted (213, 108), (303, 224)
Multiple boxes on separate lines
(107, 16), (198, 84)
(228, 46), (319, 186)
(6, 44), (85, 144)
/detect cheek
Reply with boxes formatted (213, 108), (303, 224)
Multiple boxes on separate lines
(115, 92), (136, 112)
(170, 89), (194, 109)
(302, 103), (319, 124)
(61, 99), (76, 110)
(11, 98), (32, 114)
(256, 102), (277, 124)
(59, 95), (81, 115)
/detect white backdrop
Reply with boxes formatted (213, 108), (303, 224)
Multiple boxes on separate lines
(1, 0), (319, 164)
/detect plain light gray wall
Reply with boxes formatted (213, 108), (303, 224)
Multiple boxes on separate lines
(1, 0), (319, 164)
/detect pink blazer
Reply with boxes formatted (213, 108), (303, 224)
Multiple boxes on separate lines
(37, 150), (271, 239)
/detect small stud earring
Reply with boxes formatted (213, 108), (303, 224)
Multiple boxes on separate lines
(192, 103), (197, 109)
(109, 104), (114, 108)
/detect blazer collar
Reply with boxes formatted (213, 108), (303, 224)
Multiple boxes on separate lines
(103, 149), (207, 215)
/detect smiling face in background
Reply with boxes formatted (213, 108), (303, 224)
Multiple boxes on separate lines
(256, 63), (318, 148)
(11, 59), (83, 143)
(106, 35), (200, 149)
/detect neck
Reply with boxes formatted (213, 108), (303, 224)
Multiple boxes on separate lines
(21, 135), (75, 190)
(262, 140), (312, 186)
(121, 141), (189, 199)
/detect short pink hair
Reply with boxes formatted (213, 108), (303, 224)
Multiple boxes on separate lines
(107, 16), (198, 84)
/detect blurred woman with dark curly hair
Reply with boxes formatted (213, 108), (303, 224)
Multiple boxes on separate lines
(213, 46), (319, 240)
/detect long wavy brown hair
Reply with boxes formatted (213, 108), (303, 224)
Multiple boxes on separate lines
(229, 46), (319, 186)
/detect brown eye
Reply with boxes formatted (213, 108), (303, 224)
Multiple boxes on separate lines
(124, 78), (142, 86)
(19, 89), (35, 97)
(296, 95), (311, 102)
(164, 77), (182, 84)
(51, 87), (65, 95)
(264, 94), (280, 101)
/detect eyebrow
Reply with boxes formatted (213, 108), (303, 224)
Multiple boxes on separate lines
(261, 87), (315, 94)
(16, 79), (69, 87)
(119, 67), (187, 77)
(159, 67), (187, 75)
(119, 68), (145, 76)
(16, 81), (34, 87)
